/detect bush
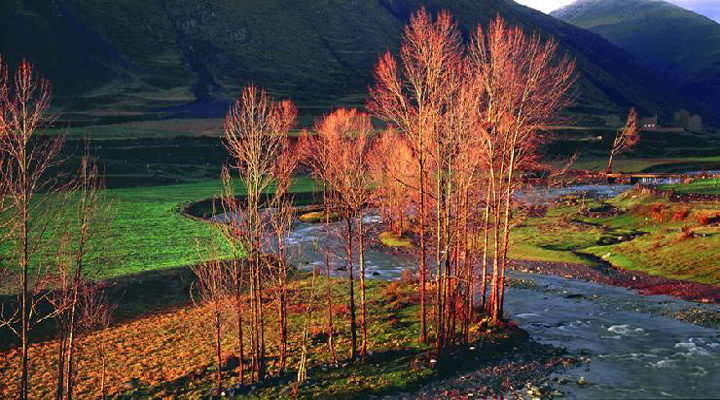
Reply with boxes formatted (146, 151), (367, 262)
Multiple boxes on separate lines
(671, 207), (690, 222)
(680, 226), (696, 240)
(699, 213), (720, 226)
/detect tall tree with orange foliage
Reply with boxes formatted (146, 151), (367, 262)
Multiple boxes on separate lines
(468, 17), (576, 322)
(368, 8), (462, 343)
(368, 129), (417, 237)
(309, 108), (374, 361)
(222, 84), (296, 381)
(0, 56), (65, 400)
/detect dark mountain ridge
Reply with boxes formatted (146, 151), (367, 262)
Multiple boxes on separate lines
(0, 0), (715, 125)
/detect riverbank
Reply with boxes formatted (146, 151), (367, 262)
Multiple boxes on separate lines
(511, 260), (720, 305)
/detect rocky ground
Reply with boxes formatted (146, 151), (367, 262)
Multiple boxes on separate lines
(392, 339), (577, 399)
(510, 260), (720, 304)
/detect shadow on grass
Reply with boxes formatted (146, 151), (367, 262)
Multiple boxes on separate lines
(0, 266), (196, 348)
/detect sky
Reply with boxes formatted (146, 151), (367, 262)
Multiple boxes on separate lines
(515, 0), (720, 22)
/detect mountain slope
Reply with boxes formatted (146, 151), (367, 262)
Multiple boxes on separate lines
(553, 0), (720, 108)
(0, 0), (713, 124)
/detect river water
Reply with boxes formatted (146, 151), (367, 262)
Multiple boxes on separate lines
(215, 184), (720, 398)
(508, 273), (719, 399)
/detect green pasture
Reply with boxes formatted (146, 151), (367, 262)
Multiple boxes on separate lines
(509, 191), (720, 286)
(663, 178), (720, 195)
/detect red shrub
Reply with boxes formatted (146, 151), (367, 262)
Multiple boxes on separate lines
(680, 226), (696, 240)
(699, 213), (720, 226)
(671, 207), (690, 222)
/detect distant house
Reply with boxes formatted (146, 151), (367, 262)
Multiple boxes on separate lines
(640, 116), (684, 133)
(641, 117), (658, 130)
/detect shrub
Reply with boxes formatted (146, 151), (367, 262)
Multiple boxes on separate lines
(699, 213), (720, 226)
(680, 226), (696, 240)
(671, 207), (690, 222)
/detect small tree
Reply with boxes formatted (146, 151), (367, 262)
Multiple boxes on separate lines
(218, 168), (247, 386)
(48, 152), (111, 400)
(267, 136), (302, 377)
(300, 130), (340, 364)
(191, 246), (230, 395)
(79, 283), (114, 400)
(607, 108), (639, 174)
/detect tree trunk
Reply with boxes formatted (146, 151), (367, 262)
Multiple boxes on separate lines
(606, 150), (616, 175)
(435, 170), (445, 354)
(480, 183), (491, 310)
(346, 217), (357, 361)
(418, 159), (427, 343)
(324, 190), (337, 364)
(21, 206), (29, 400)
(358, 214), (367, 361)
(278, 280), (287, 377)
(215, 311), (222, 394)
(236, 287), (244, 386)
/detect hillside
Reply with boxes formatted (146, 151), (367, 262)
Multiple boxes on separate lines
(553, 0), (720, 110)
(0, 0), (714, 125)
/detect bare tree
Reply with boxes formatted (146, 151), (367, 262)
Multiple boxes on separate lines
(218, 168), (247, 386)
(607, 108), (639, 174)
(468, 17), (576, 322)
(368, 8), (462, 344)
(191, 245), (230, 395)
(48, 152), (110, 400)
(0, 56), (65, 400)
(79, 283), (114, 400)
(222, 84), (296, 381)
(301, 132), (340, 364)
(267, 136), (302, 377)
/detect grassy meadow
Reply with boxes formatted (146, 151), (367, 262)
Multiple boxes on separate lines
(509, 190), (720, 286)
(663, 178), (720, 195)
(89, 177), (316, 279)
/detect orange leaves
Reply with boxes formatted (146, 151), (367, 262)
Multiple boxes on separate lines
(310, 108), (374, 214)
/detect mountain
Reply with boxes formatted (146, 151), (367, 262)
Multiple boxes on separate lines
(553, 0), (720, 110)
(0, 0), (714, 125)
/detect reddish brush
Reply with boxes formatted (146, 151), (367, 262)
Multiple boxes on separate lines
(699, 214), (720, 226)
(680, 226), (696, 239)
(671, 207), (690, 222)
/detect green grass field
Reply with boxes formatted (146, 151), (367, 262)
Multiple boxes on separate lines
(87, 177), (316, 279)
(663, 178), (720, 195)
(564, 155), (720, 173)
(509, 192), (720, 286)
